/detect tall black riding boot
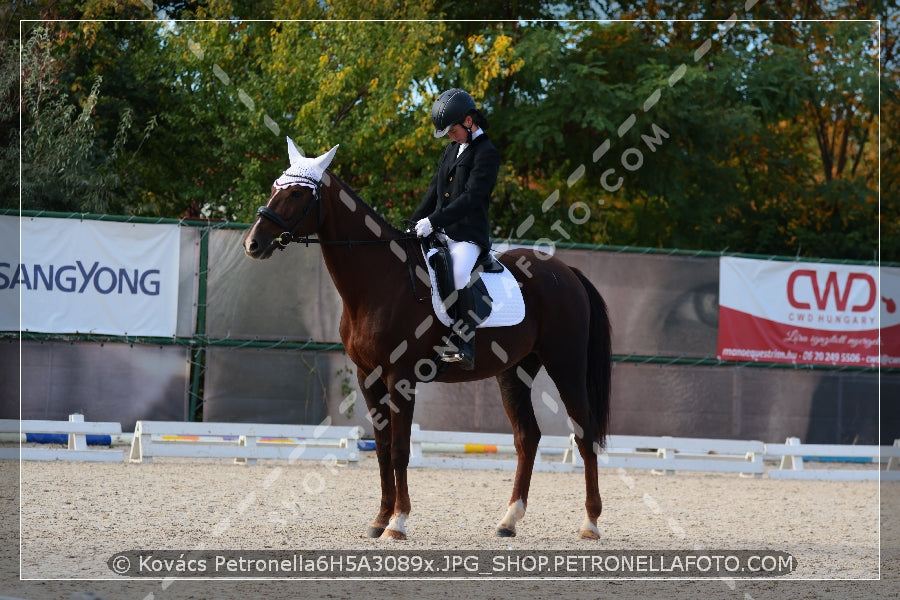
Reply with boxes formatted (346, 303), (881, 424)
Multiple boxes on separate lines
(439, 290), (462, 362)
(452, 286), (477, 371)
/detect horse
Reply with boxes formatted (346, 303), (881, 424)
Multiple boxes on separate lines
(243, 140), (612, 540)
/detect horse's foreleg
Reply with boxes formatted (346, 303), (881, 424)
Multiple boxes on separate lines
(379, 375), (416, 540)
(369, 424), (396, 538)
(358, 371), (394, 538)
(380, 437), (412, 541)
(495, 359), (542, 537)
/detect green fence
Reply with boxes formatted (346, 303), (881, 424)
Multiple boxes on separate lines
(2, 208), (893, 423)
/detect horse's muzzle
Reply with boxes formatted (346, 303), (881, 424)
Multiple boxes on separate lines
(244, 231), (275, 259)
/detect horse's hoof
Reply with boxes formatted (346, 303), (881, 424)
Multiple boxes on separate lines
(367, 525), (385, 538)
(496, 527), (517, 538)
(579, 516), (601, 540)
(380, 528), (407, 540)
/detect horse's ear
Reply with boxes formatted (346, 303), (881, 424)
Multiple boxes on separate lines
(312, 144), (339, 175)
(283, 139), (337, 181)
(286, 136), (304, 165)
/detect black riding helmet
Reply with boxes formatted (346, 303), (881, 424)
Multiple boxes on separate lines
(431, 88), (477, 138)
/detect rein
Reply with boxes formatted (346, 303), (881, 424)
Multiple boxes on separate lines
(255, 182), (428, 302)
(275, 234), (417, 247)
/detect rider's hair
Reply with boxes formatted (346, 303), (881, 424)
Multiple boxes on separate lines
(467, 109), (489, 131)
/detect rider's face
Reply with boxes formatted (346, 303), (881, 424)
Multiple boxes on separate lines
(447, 116), (473, 144)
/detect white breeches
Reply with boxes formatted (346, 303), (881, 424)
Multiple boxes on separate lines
(441, 235), (481, 290)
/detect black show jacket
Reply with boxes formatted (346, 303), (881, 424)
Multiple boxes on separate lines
(411, 134), (500, 250)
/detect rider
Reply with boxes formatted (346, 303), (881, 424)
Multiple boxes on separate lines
(411, 88), (501, 371)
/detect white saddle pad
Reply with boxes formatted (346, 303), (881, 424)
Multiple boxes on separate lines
(424, 248), (525, 328)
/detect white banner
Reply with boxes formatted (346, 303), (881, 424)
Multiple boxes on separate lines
(0, 216), (180, 336)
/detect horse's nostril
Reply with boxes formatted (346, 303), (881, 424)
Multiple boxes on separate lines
(248, 239), (258, 252)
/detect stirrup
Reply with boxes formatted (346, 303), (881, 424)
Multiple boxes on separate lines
(439, 340), (468, 364)
(440, 343), (474, 370)
(441, 351), (474, 370)
(440, 351), (465, 363)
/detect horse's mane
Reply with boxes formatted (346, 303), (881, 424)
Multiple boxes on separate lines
(325, 169), (404, 238)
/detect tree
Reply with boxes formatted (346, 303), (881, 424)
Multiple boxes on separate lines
(148, 1), (448, 222)
(611, 1), (892, 260)
(6, 0), (890, 262)
(13, 25), (156, 213)
(878, 2), (900, 261)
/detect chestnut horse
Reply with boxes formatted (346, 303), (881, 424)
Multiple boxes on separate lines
(244, 142), (612, 540)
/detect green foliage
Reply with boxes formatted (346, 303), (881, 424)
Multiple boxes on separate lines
(0, 35), (19, 205)
(15, 26), (157, 213)
(150, 8), (447, 223)
(5, 1), (892, 262)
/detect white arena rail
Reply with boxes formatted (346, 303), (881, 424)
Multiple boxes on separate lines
(409, 426), (765, 476)
(765, 437), (900, 481)
(407, 426), (900, 480)
(5, 415), (896, 480)
(0, 414), (123, 462)
(570, 434), (765, 477)
(128, 420), (361, 466)
(409, 424), (575, 472)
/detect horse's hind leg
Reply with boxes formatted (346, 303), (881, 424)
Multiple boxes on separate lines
(572, 428), (602, 539)
(541, 356), (603, 540)
(494, 354), (543, 537)
(357, 370), (395, 538)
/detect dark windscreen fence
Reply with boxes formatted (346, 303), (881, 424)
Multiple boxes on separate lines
(3, 212), (894, 444)
(413, 341), (886, 444)
(205, 229), (343, 342)
(555, 248), (721, 357)
(5, 341), (189, 433)
(202, 347), (336, 425)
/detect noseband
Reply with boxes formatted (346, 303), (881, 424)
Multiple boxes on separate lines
(256, 176), (323, 247)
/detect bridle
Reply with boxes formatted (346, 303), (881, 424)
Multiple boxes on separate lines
(256, 175), (324, 248)
(254, 176), (428, 301)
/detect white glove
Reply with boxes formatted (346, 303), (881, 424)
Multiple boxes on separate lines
(415, 218), (433, 237)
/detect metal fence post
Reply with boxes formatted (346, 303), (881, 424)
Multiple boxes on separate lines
(188, 225), (210, 421)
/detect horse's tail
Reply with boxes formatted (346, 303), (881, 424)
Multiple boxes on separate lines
(571, 268), (612, 449)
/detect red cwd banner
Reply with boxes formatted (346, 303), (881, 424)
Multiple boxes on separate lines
(717, 257), (899, 367)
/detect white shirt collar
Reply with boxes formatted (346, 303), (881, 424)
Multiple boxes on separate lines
(457, 127), (483, 157)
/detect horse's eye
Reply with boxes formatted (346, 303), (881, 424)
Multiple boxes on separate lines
(290, 189), (304, 198)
